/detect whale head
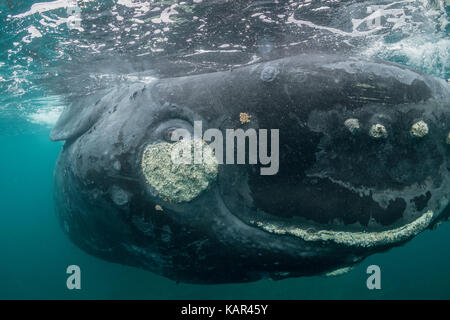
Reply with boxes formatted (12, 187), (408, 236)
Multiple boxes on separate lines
(51, 54), (450, 283)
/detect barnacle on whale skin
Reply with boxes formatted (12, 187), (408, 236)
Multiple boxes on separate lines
(344, 118), (360, 134)
(369, 124), (388, 139)
(410, 120), (429, 138)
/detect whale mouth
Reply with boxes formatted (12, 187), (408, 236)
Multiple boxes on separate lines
(248, 209), (435, 248)
(219, 165), (439, 248)
(225, 189), (436, 248)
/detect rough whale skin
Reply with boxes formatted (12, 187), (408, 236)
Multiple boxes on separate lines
(51, 54), (450, 283)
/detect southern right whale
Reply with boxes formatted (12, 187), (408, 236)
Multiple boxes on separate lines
(50, 54), (450, 283)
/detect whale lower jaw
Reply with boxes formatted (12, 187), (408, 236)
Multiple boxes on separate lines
(250, 210), (434, 248)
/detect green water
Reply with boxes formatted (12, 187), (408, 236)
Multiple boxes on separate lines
(1, 119), (450, 299)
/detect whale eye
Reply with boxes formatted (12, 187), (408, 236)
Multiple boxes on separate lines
(154, 119), (193, 142)
(164, 128), (179, 142)
(164, 125), (193, 142)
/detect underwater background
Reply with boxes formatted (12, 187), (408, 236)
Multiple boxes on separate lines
(0, 0), (449, 299)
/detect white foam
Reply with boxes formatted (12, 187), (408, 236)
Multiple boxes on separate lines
(22, 26), (42, 44)
(27, 106), (64, 126)
(151, 5), (179, 24)
(117, 0), (146, 8)
(363, 37), (450, 78)
(13, 0), (76, 18)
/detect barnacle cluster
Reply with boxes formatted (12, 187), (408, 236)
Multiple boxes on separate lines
(410, 120), (429, 138)
(141, 139), (218, 203)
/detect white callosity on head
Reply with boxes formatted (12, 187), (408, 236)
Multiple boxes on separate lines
(410, 120), (429, 138)
(344, 118), (360, 134)
(369, 124), (388, 139)
(446, 132), (450, 145)
(141, 139), (218, 203)
(252, 210), (434, 248)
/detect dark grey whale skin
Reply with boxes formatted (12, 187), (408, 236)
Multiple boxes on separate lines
(51, 54), (450, 283)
